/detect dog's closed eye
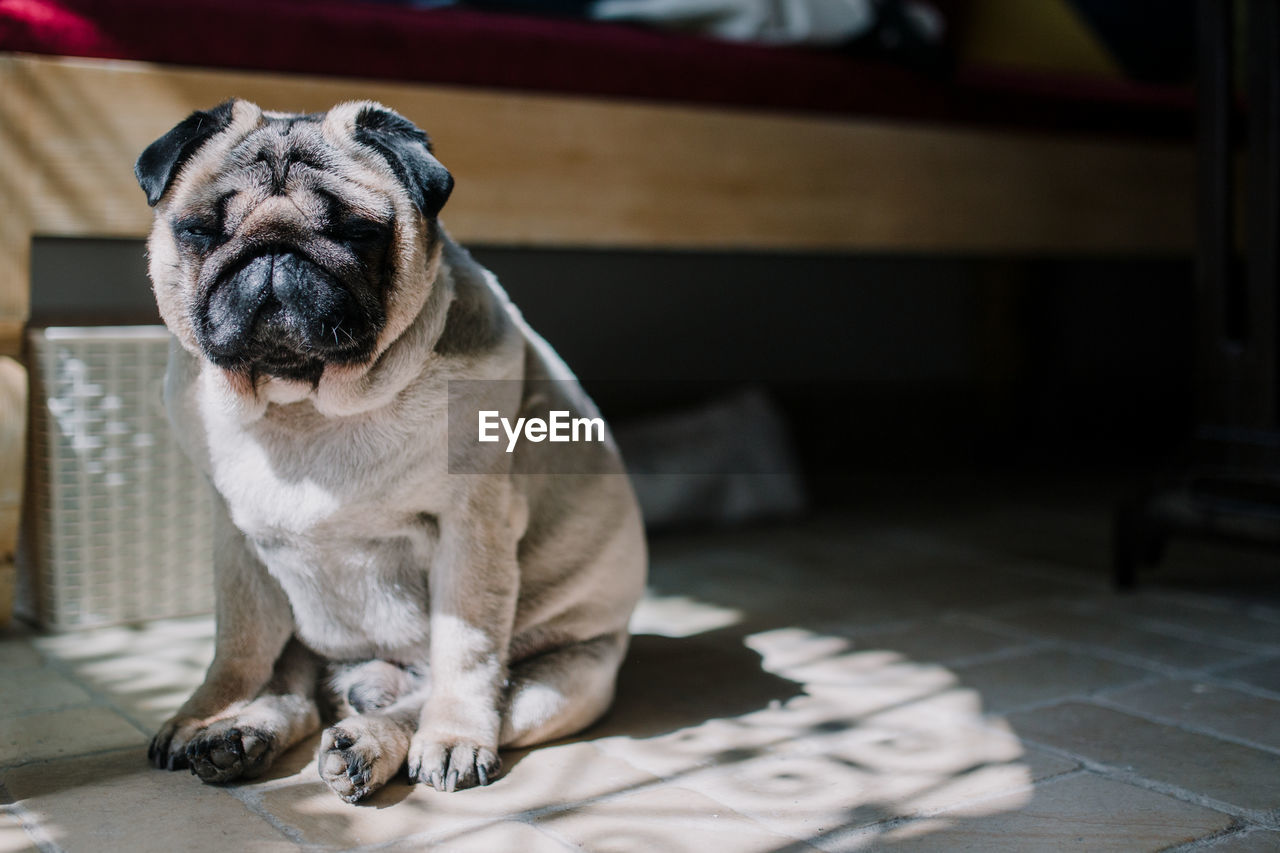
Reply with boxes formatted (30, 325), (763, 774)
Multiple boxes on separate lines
(338, 218), (392, 245)
(173, 218), (223, 250)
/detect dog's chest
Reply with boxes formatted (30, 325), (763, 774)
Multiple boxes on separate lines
(209, 403), (447, 661)
(254, 530), (435, 661)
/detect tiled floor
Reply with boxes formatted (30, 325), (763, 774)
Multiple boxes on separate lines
(2, 475), (1279, 852)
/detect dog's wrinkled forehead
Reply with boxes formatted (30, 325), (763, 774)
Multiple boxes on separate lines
(233, 113), (331, 194)
(184, 121), (376, 240)
(193, 115), (387, 225)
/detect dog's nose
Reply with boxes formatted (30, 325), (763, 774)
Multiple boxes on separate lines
(265, 252), (356, 349)
(269, 251), (334, 312)
(200, 253), (274, 357)
(202, 250), (354, 360)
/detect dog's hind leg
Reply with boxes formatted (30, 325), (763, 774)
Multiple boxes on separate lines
(327, 659), (423, 718)
(499, 631), (629, 749)
(184, 638), (322, 784)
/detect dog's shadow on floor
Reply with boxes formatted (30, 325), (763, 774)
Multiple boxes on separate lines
(481, 627), (805, 785)
(586, 629), (804, 741)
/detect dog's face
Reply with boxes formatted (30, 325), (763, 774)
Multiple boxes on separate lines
(136, 100), (453, 387)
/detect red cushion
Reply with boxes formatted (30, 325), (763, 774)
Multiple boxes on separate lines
(0, 0), (1192, 136)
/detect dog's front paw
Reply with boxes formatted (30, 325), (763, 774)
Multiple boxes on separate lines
(148, 715), (207, 770)
(184, 720), (277, 783)
(319, 719), (409, 803)
(407, 734), (501, 793)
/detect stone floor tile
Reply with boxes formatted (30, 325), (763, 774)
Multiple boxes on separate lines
(629, 593), (744, 638)
(828, 772), (1234, 853)
(840, 619), (1026, 665)
(0, 668), (93, 717)
(660, 750), (876, 842)
(535, 785), (798, 853)
(56, 653), (208, 730)
(745, 627), (856, 676)
(1007, 702), (1280, 813)
(850, 559), (1088, 622)
(480, 741), (661, 810)
(1146, 538), (1280, 602)
(1102, 678), (1280, 751)
(1, 748), (297, 853)
(0, 639), (44, 670)
(646, 529), (1085, 631)
(0, 706), (145, 766)
(256, 779), (446, 848)
(259, 741), (659, 848)
(0, 811), (41, 853)
(745, 627), (966, 700)
(35, 619), (214, 731)
(662, 709), (1075, 841)
(887, 495), (1110, 574)
(1085, 597), (1280, 650)
(1217, 656), (1280, 695)
(978, 605), (1249, 670)
(645, 545), (924, 630)
(596, 715), (804, 780)
(381, 821), (573, 853)
(1197, 829), (1280, 852)
(819, 711), (1079, 818)
(949, 649), (1151, 713)
(873, 746), (1078, 820)
(32, 616), (214, 661)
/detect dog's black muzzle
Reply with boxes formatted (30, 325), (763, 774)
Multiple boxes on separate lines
(196, 249), (378, 383)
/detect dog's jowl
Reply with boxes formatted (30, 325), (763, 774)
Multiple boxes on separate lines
(135, 100), (647, 803)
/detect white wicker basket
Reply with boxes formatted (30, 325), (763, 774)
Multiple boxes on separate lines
(18, 326), (215, 630)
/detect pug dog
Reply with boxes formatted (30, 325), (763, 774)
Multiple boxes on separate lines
(134, 99), (647, 803)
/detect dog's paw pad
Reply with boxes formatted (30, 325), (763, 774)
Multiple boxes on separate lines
(185, 725), (275, 784)
(407, 738), (500, 792)
(319, 726), (383, 803)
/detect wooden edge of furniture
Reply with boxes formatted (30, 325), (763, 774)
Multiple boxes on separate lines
(1, 52), (1195, 335)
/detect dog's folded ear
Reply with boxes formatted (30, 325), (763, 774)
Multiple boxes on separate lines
(135, 100), (238, 207)
(353, 106), (454, 219)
